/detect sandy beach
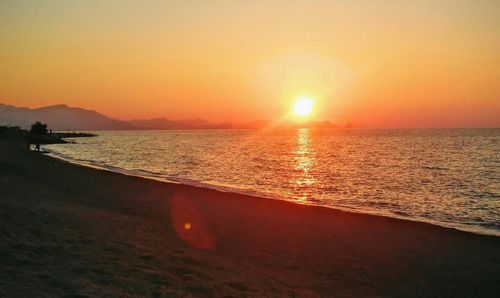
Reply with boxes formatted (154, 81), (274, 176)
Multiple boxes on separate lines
(1, 138), (499, 297)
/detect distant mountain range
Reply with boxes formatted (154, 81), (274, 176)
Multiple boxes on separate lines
(129, 118), (234, 130)
(0, 104), (133, 130)
(0, 103), (345, 131)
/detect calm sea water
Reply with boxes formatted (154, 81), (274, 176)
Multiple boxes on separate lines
(46, 129), (500, 236)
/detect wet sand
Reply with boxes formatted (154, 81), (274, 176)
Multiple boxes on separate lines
(1, 139), (499, 297)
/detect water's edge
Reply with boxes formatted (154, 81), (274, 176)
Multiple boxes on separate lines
(45, 148), (500, 238)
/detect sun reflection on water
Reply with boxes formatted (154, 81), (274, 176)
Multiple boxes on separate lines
(292, 128), (317, 201)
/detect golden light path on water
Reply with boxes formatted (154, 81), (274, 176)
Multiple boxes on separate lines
(292, 128), (317, 202)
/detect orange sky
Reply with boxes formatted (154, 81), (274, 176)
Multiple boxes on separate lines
(1, 0), (499, 127)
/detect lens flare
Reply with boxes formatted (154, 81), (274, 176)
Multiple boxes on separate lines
(170, 196), (215, 250)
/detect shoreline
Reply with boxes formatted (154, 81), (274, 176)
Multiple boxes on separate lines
(45, 146), (500, 238)
(2, 138), (500, 296)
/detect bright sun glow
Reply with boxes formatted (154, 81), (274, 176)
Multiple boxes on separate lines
(293, 97), (314, 116)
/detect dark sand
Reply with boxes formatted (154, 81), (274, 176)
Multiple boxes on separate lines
(1, 139), (499, 297)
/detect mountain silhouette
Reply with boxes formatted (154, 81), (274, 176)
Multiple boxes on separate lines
(0, 103), (132, 130)
(129, 118), (233, 130)
(1, 103), (346, 130)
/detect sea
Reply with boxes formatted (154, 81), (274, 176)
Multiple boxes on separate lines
(45, 128), (500, 236)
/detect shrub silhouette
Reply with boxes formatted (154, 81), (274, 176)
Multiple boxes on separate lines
(30, 121), (48, 135)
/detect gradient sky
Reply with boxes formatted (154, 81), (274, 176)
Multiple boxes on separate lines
(1, 0), (499, 127)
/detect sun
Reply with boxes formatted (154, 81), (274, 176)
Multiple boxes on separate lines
(293, 97), (314, 116)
